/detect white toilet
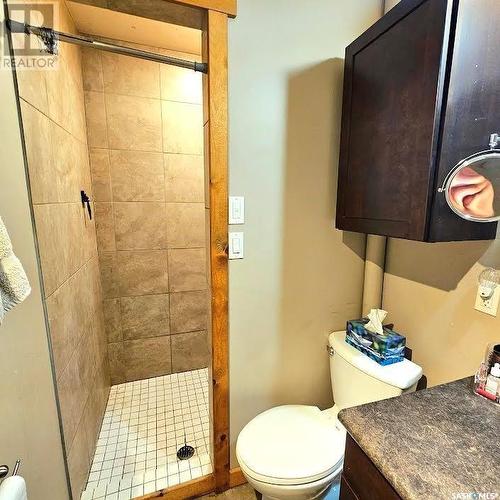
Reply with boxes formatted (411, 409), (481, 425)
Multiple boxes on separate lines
(236, 331), (423, 500)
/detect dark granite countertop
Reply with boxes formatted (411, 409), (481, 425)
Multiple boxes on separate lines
(338, 377), (500, 499)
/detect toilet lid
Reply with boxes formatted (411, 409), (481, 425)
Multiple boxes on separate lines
(236, 405), (345, 485)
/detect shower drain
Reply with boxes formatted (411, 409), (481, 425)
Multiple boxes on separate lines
(177, 431), (196, 460)
(177, 443), (195, 460)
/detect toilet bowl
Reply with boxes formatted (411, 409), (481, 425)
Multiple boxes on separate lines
(236, 331), (422, 500)
(236, 405), (345, 500)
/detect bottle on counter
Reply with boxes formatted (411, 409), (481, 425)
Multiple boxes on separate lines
(485, 363), (500, 399)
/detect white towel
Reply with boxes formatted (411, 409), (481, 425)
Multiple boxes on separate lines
(0, 476), (27, 500)
(0, 217), (31, 325)
(0, 216), (13, 259)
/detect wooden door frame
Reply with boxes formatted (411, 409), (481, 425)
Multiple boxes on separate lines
(138, 2), (234, 499)
(203, 8), (231, 495)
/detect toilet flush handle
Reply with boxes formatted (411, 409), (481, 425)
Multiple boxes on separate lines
(326, 344), (335, 357)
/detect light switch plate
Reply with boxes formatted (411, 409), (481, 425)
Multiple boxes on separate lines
(229, 232), (244, 259)
(229, 196), (245, 224)
(475, 286), (500, 316)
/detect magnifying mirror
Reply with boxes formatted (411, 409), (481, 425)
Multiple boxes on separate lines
(439, 133), (500, 222)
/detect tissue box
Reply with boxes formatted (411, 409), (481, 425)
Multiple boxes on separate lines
(346, 319), (406, 365)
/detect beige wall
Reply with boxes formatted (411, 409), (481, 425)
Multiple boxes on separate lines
(227, 0), (383, 465)
(81, 44), (210, 383)
(384, 0), (401, 11)
(383, 235), (500, 386)
(0, 9), (69, 500)
(10, 1), (110, 497)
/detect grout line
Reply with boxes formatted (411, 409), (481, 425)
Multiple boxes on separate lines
(44, 252), (98, 300)
(19, 95), (88, 147)
(89, 146), (203, 157)
(82, 87), (202, 107)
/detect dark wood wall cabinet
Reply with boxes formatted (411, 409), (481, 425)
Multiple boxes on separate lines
(340, 435), (402, 500)
(336, 0), (500, 241)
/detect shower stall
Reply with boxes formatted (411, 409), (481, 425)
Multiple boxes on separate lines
(7, 0), (214, 498)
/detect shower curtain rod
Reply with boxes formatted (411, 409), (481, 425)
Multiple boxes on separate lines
(8, 19), (208, 74)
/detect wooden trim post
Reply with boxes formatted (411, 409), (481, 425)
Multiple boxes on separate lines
(204, 9), (230, 494)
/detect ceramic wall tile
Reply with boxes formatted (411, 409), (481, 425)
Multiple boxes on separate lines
(122, 336), (172, 381)
(67, 417), (91, 499)
(76, 334), (96, 407)
(117, 250), (169, 296)
(109, 150), (164, 201)
(121, 294), (170, 340)
(70, 80), (89, 143)
(49, 121), (85, 202)
(170, 290), (208, 334)
(99, 252), (120, 299)
(81, 47), (103, 92)
(103, 298), (122, 343)
(46, 263), (94, 378)
(82, 39), (208, 382)
(57, 350), (84, 449)
(45, 55), (75, 134)
(89, 148), (112, 202)
(114, 202), (168, 250)
(160, 64), (202, 104)
(94, 202), (116, 251)
(106, 93), (162, 152)
(15, 60), (48, 114)
(81, 391), (100, 459)
(108, 342), (126, 385)
(164, 153), (204, 203)
(46, 279), (79, 378)
(101, 52), (160, 98)
(20, 101), (53, 204)
(166, 203), (205, 248)
(162, 101), (203, 154)
(168, 248), (207, 292)
(34, 203), (86, 296)
(84, 91), (108, 148)
(46, 60), (86, 141)
(171, 330), (209, 373)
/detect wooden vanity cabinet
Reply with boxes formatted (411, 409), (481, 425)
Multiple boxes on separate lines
(335, 0), (499, 241)
(340, 435), (402, 500)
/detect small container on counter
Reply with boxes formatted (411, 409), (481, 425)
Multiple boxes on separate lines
(473, 345), (500, 405)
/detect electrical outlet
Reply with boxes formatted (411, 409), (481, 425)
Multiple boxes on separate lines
(475, 286), (500, 316)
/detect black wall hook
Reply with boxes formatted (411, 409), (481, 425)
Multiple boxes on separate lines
(81, 190), (92, 220)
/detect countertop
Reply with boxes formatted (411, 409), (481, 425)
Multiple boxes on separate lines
(338, 377), (500, 499)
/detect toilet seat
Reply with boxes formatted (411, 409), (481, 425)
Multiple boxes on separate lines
(236, 405), (345, 486)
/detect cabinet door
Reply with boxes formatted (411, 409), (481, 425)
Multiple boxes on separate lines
(336, 0), (448, 240)
(428, 0), (499, 241)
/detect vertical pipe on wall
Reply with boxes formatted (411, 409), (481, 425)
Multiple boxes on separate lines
(361, 235), (387, 315)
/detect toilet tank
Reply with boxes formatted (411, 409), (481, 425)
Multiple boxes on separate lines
(328, 331), (422, 410)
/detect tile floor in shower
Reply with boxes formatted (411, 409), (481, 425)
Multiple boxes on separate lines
(81, 368), (212, 500)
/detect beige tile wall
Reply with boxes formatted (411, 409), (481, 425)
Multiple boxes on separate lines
(12, 1), (110, 497)
(82, 44), (210, 384)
